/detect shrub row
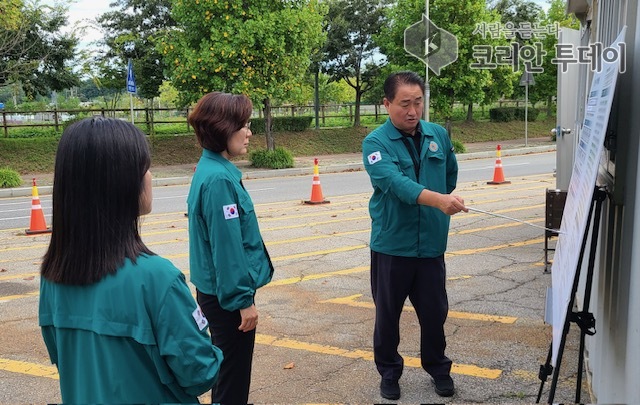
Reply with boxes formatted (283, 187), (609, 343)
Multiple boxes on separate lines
(249, 147), (294, 169)
(0, 167), (22, 188)
(489, 107), (539, 122)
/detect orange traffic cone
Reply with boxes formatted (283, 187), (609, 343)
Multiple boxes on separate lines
(25, 178), (51, 235)
(487, 144), (511, 185)
(304, 158), (330, 205)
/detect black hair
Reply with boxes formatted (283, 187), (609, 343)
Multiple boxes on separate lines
(383, 71), (426, 102)
(188, 92), (253, 153)
(41, 117), (154, 285)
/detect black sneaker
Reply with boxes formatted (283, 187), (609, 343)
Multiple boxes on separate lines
(380, 378), (400, 400)
(432, 375), (455, 397)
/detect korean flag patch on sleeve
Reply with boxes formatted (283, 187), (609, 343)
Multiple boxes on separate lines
(223, 204), (239, 220)
(367, 151), (382, 165)
(192, 305), (208, 331)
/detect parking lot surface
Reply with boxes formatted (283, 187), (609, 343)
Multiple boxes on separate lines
(0, 171), (589, 403)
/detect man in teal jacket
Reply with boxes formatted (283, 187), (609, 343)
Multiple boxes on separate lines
(362, 71), (467, 400)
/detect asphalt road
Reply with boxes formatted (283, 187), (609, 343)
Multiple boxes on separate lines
(0, 152), (556, 229)
(0, 151), (590, 403)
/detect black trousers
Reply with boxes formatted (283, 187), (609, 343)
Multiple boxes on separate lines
(197, 290), (255, 404)
(370, 251), (452, 381)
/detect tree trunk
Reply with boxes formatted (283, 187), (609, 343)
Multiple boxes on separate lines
(445, 118), (453, 138)
(466, 103), (473, 122)
(547, 95), (553, 117)
(264, 97), (275, 151)
(354, 88), (362, 127)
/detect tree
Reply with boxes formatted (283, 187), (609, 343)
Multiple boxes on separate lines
(158, 81), (179, 108)
(164, 0), (325, 150)
(82, 59), (127, 113)
(96, 0), (175, 101)
(526, 0), (580, 116)
(322, 0), (388, 127)
(0, 1), (79, 98)
(378, 0), (507, 130)
(0, 0), (22, 30)
(489, 0), (543, 26)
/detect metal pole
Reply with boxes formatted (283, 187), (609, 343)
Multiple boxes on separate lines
(525, 82), (529, 147)
(424, 0), (430, 121)
(130, 93), (134, 125)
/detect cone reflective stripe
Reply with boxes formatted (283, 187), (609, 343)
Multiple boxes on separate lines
(487, 144), (511, 185)
(25, 178), (51, 235)
(304, 158), (330, 205)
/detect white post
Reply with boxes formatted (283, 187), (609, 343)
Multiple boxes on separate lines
(130, 93), (134, 125)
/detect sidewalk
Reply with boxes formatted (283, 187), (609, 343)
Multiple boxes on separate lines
(1, 137), (555, 198)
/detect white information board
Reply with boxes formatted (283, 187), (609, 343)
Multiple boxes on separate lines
(551, 26), (627, 367)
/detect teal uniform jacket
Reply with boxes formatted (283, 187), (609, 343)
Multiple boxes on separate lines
(362, 118), (458, 258)
(187, 149), (274, 311)
(39, 254), (223, 404)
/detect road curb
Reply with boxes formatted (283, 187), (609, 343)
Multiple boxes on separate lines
(0, 145), (555, 198)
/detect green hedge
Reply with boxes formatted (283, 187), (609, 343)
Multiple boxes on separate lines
(249, 147), (295, 169)
(250, 116), (312, 133)
(513, 107), (539, 122)
(0, 167), (22, 188)
(489, 107), (516, 122)
(489, 107), (539, 122)
(451, 139), (466, 154)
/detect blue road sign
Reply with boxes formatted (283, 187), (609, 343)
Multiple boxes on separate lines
(127, 60), (137, 93)
(0, 102), (4, 109)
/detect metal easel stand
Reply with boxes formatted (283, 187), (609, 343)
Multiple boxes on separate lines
(536, 186), (607, 404)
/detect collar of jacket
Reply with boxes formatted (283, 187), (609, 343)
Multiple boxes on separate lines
(384, 118), (434, 140)
(201, 149), (243, 181)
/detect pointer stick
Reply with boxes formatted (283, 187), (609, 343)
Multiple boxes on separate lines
(466, 206), (565, 235)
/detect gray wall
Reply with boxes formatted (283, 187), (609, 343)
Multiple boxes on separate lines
(569, 0), (640, 402)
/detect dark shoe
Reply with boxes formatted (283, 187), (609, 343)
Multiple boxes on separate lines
(380, 378), (400, 400)
(432, 375), (455, 397)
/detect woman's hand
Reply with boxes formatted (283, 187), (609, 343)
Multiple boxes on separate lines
(238, 304), (258, 332)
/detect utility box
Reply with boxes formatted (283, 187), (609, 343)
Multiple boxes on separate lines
(544, 189), (567, 273)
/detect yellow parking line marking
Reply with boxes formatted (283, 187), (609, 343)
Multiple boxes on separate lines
(452, 218), (544, 235)
(272, 245), (368, 262)
(0, 291), (38, 302)
(259, 208), (367, 222)
(320, 294), (517, 324)
(164, 244), (369, 261)
(0, 243), (49, 252)
(255, 333), (501, 379)
(0, 237), (542, 303)
(267, 230), (368, 246)
(142, 229), (186, 236)
(146, 238), (189, 247)
(462, 184), (552, 199)
(268, 266), (369, 286)
(0, 272), (39, 281)
(267, 269), (470, 288)
(447, 238), (544, 256)
(263, 216), (370, 232)
(0, 334), (504, 383)
(0, 358), (59, 380)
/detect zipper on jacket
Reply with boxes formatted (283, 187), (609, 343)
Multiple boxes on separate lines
(400, 136), (422, 254)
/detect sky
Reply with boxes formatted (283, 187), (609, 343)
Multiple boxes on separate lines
(53, 0), (552, 50)
(43, 0), (111, 49)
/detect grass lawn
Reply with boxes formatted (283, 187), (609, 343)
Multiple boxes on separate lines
(0, 117), (556, 174)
